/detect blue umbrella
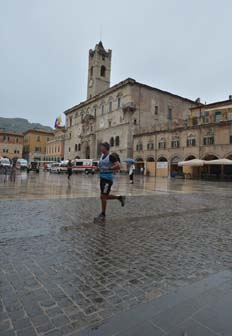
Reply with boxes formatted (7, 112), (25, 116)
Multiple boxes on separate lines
(124, 158), (136, 164)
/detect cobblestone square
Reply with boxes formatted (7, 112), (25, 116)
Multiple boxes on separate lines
(0, 173), (232, 335)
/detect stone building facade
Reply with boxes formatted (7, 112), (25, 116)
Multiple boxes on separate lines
(134, 98), (232, 177)
(64, 42), (197, 164)
(45, 127), (65, 162)
(23, 129), (54, 163)
(0, 130), (24, 159)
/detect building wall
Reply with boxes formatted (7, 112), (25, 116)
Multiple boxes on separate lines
(64, 81), (197, 163)
(131, 84), (196, 132)
(133, 120), (232, 177)
(0, 132), (23, 159)
(23, 130), (54, 162)
(64, 83), (135, 161)
(46, 128), (65, 161)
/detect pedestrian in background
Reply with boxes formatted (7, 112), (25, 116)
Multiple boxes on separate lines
(67, 160), (72, 180)
(129, 163), (135, 184)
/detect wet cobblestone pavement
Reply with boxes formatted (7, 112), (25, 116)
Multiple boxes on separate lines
(0, 173), (232, 335)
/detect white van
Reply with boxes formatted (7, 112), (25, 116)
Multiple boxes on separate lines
(16, 158), (28, 170)
(0, 158), (11, 168)
(72, 159), (98, 174)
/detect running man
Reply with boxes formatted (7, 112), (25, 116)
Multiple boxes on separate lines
(94, 142), (126, 223)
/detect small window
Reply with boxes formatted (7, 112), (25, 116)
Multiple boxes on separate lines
(155, 106), (158, 115)
(203, 136), (214, 145)
(109, 120), (112, 127)
(78, 144), (81, 151)
(134, 119), (137, 125)
(187, 138), (196, 147)
(192, 117), (198, 126)
(215, 111), (222, 122)
(47, 137), (50, 142)
(117, 97), (121, 109)
(158, 142), (166, 149)
(101, 105), (104, 115)
(230, 135), (232, 144)
(69, 133), (72, 139)
(100, 65), (106, 77)
(90, 66), (93, 77)
(171, 140), (179, 148)
(110, 137), (114, 147)
(75, 144), (78, 152)
(69, 147), (71, 152)
(16, 138), (19, 143)
(168, 107), (172, 120)
(109, 101), (112, 112)
(37, 136), (40, 142)
(115, 136), (120, 146)
(70, 116), (73, 127)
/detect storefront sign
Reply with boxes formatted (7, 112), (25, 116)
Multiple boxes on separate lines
(157, 162), (168, 169)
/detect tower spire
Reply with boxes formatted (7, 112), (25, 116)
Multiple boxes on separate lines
(87, 42), (112, 99)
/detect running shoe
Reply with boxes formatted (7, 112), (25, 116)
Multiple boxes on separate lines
(94, 213), (106, 223)
(119, 195), (126, 207)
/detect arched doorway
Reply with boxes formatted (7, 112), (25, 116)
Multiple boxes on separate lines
(146, 157), (155, 176)
(225, 154), (232, 177)
(203, 154), (218, 161)
(135, 158), (144, 175)
(158, 156), (167, 162)
(202, 154), (220, 178)
(185, 155), (196, 161)
(156, 157), (168, 177)
(170, 156), (183, 177)
(184, 155), (199, 178)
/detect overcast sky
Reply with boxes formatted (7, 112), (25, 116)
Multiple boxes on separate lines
(0, 0), (232, 127)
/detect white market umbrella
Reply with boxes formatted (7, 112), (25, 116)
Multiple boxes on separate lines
(204, 158), (232, 165)
(178, 159), (205, 167)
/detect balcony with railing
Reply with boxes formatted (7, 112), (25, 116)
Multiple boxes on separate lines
(122, 102), (136, 112)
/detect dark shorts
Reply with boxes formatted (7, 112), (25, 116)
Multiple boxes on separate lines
(100, 178), (113, 195)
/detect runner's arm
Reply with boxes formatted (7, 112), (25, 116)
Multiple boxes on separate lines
(101, 161), (120, 171)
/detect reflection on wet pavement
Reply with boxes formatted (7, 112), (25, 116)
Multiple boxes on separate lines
(1, 171), (232, 200)
(0, 172), (232, 335)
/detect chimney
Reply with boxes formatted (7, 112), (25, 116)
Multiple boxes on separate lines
(229, 95), (232, 100)
(195, 98), (201, 104)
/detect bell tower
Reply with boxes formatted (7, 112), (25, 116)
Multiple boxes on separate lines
(87, 41), (112, 99)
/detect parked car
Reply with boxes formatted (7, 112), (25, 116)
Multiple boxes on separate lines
(50, 163), (63, 174)
(0, 158), (11, 168)
(16, 158), (28, 170)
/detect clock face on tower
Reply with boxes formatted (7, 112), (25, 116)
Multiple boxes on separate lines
(89, 79), (93, 88)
